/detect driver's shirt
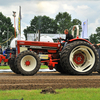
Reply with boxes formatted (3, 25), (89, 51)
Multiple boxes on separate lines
(62, 33), (73, 42)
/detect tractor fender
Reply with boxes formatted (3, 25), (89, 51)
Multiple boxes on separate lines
(68, 38), (92, 45)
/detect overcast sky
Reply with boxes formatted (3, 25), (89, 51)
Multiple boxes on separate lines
(0, 0), (100, 37)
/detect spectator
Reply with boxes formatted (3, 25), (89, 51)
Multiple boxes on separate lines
(0, 45), (2, 66)
(0, 45), (2, 54)
(3, 47), (13, 66)
(3, 48), (9, 66)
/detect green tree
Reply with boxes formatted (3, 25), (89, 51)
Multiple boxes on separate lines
(31, 15), (57, 33)
(24, 15), (57, 39)
(55, 12), (82, 37)
(89, 34), (98, 44)
(89, 27), (100, 44)
(0, 12), (14, 47)
(23, 26), (32, 40)
(96, 27), (100, 42)
(55, 12), (72, 33)
(24, 12), (82, 39)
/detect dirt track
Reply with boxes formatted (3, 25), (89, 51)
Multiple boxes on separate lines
(0, 71), (100, 90)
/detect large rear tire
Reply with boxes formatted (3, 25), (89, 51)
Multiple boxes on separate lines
(16, 50), (41, 75)
(60, 41), (99, 75)
(55, 61), (66, 74)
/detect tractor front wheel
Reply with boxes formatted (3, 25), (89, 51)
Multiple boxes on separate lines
(16, 50), (41, 75)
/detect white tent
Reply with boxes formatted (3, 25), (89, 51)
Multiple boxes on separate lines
(10, 34), (26, 48)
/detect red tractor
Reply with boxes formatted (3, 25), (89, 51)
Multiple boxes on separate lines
(8, 25), (99, 75)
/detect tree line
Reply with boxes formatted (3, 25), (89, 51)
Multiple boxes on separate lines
(89, 27), (100, 44)
(0, 11), (100, 47)
(0, 12), (14, 47)
(23, 12), (82, 39)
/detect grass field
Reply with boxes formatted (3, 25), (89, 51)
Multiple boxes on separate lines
(0, 65), (99, 100)
(0, 88), (100, 100)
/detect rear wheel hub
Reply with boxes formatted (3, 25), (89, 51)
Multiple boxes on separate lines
(73, 53), (84, 65)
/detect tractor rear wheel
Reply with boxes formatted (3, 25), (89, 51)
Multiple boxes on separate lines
(55, 61), (66, 74)
(60, 41), (99, 75)
(16, 50), (41, 75)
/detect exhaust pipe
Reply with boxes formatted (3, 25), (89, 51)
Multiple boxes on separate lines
(38, 29), (40, 41)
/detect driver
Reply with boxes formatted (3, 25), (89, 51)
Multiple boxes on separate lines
(60, 26), (75, 48)
(63, 29), (73, 41)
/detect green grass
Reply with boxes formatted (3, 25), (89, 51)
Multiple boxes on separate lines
(0, 88), (100, 100)
(0, 65), (48, 69)
(40, 65), (48, 69)
(0, 66), (10, 69)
